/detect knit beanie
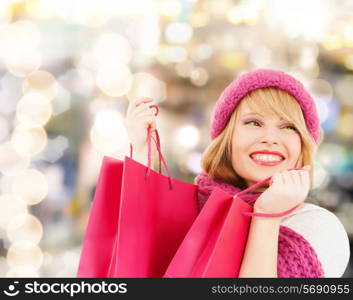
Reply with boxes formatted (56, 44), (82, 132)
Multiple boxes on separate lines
(210, 69), (321, 145)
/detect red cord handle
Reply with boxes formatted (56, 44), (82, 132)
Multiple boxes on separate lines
(238, 168), (306, 218)
(129, 105), (173, 190)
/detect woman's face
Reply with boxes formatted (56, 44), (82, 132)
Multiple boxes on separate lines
(231, 101), (302, 191)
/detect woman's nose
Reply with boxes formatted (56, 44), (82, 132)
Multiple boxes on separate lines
(260, 129), (279, 145)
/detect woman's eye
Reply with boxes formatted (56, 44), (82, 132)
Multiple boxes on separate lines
(284, 125), (297, 131)
(245, 120), (260, 126)
(244, 120), (297, 132)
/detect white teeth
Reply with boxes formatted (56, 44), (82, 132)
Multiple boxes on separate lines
(251, 154), (283, 162)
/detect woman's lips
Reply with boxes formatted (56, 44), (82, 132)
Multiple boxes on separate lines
(250, 156), (284, 166)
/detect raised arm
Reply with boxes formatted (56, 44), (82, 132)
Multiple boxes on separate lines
(124, 97), (159, 167)
(239, 167), (311, 277)
(238, 215), (282, 277)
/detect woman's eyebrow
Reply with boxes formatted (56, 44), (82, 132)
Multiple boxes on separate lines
(241, 113), (263, 117)
(241, 113), (287, 122)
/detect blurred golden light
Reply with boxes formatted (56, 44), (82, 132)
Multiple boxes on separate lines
(219, 52), (247, 69)
(158, 0), (182, 17)
(89, 94), (114, 114)
(127, 72), (167, 103)
(23, 70), (58, 100)
(343, 25), (353, 47)
(298, 47), (319, 77)
(90, 110), (129, 155)
(93, 33), (132, 66)
(335, 75), (353, 107)
(74, 51), (96, 71)
(191, 44), (213, 61)
(109, 0), (158, 15)
(189, 11), (210, 28)
(322, 34), (344, 50)
(0, 3), (12, 25)
(159, 46), (188, 63)
(7, 213), (43, 245)
(302, 63), (320, 79)
(337, 112), (353, 138)
(190, 67), (209, 86)
(249, 45), (272, 68)
(226, 7), (243, 24)
(264, 0), (332, 41)
(165, 22), (193, 44)
(0, 194), (27, 229)
(4, 50), (41, 78)
(53, 0), (75, 22)
(74, 0), (112, 27)
(227, 1), (261, 25)
(203, 0), (232, 16)
(25, 0), (56, 19)
(59, 68), (95, 96)
(0, 20), (40, 52)
(96, 64), (132, 97)
(7, 241), (43, 270)
(16, 92), (52, 128)
(175, 125), (200, 149)
(11, 125), (47, 157)
(0, 142), (30, 175)
(134, 15), (161, 57)
(227, 7), (239, 24)
(344, 54), (353, 70)
(52, 84), (71, 115)
(175, 60), (194, 77)
(12, 169), (48, 205)
(310, 79), (333, 102)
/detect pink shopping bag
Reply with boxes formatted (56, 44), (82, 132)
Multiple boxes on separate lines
(76, 156), (124, 277)
(163, 187), (252, 278)
(164, 170), (303, 278)
(77, 107), (199, 277)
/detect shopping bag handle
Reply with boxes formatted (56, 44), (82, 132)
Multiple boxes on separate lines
(236, 168), (306, 218)
(129, 105), (174, 190)
(129, 105), (162, 171)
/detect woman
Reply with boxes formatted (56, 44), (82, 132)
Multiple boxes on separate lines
(125, 69), (350, 277)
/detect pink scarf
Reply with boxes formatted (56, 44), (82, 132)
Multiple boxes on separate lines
(195, 171), (325, 278)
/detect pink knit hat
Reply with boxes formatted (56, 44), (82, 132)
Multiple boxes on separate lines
(210, 69), (321, 145)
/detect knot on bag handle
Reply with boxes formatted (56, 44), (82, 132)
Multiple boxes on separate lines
(237, 168), (305, 218)
(129, 105), (174, 190)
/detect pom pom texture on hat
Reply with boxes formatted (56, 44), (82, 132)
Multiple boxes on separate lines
(210, 69), (321, 144)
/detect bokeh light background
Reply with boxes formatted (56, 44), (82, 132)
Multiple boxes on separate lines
(0, 0), (352, 277)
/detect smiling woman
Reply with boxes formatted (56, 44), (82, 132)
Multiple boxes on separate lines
(200, 87), (317, 190)
(232, 88), (314, 190)
(195, 69), (350, 278)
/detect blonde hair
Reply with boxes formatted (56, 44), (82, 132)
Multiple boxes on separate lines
(201, 87), (317, 189)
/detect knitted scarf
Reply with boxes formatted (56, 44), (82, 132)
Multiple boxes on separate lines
(195, 171), (325, 278)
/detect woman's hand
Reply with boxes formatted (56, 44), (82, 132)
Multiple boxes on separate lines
(253, 165), (311, 216)
(124, 97), (158, 152)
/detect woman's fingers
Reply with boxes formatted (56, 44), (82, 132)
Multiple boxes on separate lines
(279, 170), (294, 185)
(127, 97), (154, 115)
(285, 169), (310, 201)
(298, 169), (310, 190)
(271, 172), (284, 185)
(131, 102), (156, 116)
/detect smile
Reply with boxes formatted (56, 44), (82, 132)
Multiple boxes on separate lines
(250, 154), (284, 166)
